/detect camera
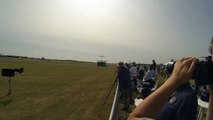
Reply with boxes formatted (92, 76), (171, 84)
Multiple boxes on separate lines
(166, 56), (213, 85)
(2, 68), (24, 77)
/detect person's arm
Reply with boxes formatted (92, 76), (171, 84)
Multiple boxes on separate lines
(206, 85), (213, 120)
(128, 57), (196, 120)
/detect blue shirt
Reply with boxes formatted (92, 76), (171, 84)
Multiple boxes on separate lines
(157, 84), (198, 120)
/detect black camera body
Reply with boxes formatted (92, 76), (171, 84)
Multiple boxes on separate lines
(166, 56), (213, 86)
(2, 68), (24, 77)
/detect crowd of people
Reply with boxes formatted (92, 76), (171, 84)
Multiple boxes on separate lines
(116, 37), (213, 120)
(116, 59), (158, 111)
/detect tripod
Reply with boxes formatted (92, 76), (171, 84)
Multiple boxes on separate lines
(8, 77), (12, 95)
(0, 77), (12, 99)
(103, 79), (117, 106)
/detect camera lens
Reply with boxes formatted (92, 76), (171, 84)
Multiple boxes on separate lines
(166, 62), (175, 74)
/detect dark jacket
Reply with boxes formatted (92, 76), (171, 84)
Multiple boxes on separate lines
(117, 66), (132, 90)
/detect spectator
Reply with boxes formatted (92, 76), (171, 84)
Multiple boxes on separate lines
(152, 59), (157, 72)
(130, 63), (138, 78)
(130, 63), (138, 89)
(117, 62), (132, 111)
(144, 66), (155, 81)
(138, 65), (145, 80)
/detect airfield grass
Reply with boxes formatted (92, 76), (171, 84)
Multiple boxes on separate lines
(0, 57), (117, 120)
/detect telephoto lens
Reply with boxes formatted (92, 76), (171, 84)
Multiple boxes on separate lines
(165, 56), (213, 86)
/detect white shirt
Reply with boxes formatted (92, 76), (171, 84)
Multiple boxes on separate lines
(130, 66), (138, 77)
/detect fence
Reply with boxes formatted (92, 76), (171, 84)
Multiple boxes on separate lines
(108, 84), (119, 120)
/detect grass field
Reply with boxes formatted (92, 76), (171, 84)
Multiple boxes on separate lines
(0, 57), (117, 120)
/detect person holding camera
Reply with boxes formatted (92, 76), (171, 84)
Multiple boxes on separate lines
(206, 84), (213, 120)
(128, 57), (197, 120)
(128, 38), (213, 120)
(206, 37), (213, 120)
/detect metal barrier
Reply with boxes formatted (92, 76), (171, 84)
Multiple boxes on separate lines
(108, 84), (119, 120)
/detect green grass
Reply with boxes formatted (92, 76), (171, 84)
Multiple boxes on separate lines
(0, 57), (117, 120)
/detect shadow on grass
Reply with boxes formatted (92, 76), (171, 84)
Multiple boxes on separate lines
(0, 99), (13, 106)
(0, 93), (13, 106)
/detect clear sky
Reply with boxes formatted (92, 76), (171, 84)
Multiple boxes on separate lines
(0, 0), (213, 64)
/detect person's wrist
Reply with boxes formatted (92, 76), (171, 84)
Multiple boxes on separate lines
(166, 75), (182, 89)
(170, 74), (182, 84)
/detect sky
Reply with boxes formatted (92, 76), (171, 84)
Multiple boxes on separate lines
(0, 0), (213, 64)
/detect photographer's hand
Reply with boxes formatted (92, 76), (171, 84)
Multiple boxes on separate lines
(169, 57), (196, 86)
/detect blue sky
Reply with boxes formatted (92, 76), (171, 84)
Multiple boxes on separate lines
(0, 0), (213, 63)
